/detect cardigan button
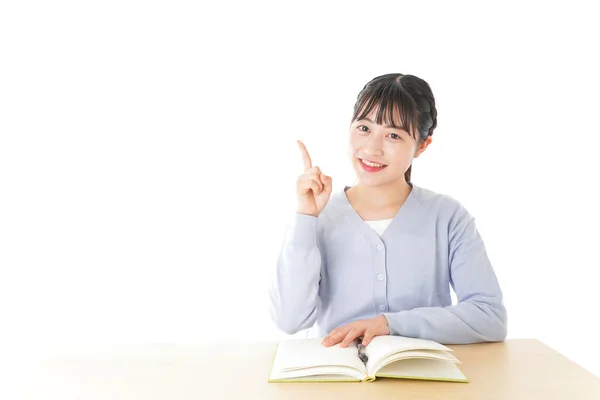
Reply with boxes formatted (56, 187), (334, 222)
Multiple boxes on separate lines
(376, 244), (384, 251)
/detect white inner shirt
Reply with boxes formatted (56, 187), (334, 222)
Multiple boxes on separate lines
(364, 218), (393, 236)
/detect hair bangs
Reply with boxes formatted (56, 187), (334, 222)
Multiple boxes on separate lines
(352, 83), (418, 140)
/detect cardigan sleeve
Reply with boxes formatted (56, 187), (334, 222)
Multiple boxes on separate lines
(382, 206), (507, 344)
(268, 213), (324, 334)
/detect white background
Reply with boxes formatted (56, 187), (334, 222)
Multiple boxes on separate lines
(1, 0), (598, 395)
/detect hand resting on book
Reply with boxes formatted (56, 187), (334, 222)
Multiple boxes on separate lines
(322, 315), (390, 348)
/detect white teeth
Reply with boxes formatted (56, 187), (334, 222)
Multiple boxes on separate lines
(361, 159), (385, 167)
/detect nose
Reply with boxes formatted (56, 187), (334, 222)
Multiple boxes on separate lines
(363, 134), (384, 157)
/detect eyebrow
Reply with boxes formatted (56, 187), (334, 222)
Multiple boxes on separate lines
(359, 117), (406, 131)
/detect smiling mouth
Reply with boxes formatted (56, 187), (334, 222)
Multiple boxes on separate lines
(359, 158), (387, 172)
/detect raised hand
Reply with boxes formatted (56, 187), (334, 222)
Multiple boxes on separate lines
(296, 140), (333, 217)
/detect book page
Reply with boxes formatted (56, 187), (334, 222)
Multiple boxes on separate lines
(271, 338), (366, 377)
(269, 366), (365, 382)
(375, 358), (468, 382)
(364, 336), (453, 375)
(367, 349), (459, 375)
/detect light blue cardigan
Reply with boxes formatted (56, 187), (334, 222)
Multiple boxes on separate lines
(268, 182), (507, 344)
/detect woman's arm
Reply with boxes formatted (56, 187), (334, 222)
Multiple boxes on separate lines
(382, 208), (507, 344)
(268, 213), (324, 335)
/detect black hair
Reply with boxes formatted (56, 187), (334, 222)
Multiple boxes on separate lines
(350, 73), (438, 183)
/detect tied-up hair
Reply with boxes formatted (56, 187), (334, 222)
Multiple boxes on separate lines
(351, 73), (438, 183)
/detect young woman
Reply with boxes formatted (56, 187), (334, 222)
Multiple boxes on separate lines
(268, 73), (507, 348)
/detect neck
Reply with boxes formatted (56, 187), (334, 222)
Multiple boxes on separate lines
(350, 180), (412, 209)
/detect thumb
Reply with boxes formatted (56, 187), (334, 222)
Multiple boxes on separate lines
(321, 174), (333, 194)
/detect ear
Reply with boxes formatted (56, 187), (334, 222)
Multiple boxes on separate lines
(414, 136), (433, 158)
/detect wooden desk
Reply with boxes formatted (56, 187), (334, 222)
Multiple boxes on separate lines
(23, 339), (599, 399)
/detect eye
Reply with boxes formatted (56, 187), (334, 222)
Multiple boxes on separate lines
(357, 125), (369, 133)
(389, 133), (402, 140)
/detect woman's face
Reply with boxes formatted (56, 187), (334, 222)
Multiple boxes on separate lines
(348, 108), (430, 187)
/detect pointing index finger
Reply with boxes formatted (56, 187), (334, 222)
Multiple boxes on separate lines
(297, 140), (313, 171)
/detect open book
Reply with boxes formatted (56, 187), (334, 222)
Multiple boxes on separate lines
(268, 335), (468, 383)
